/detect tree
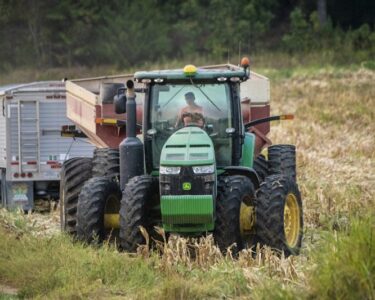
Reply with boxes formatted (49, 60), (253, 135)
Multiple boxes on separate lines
(317, 0), (327, 27)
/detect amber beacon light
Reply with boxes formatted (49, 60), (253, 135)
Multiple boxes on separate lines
(240, 57), (250, 68)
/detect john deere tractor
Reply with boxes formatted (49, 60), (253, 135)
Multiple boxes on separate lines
(72, 60), (303, 256)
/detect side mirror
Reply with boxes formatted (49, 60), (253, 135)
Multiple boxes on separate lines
(225, 127), (235, 137)
(146, 128), (157, 139)
(205, 124), (214, 135)
(114, 88), (127, 114)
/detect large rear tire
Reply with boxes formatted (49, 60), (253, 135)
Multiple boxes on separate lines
(255, 174), (303, 256)
(214, 175), (256, 254)
(60, 157), (92, 235)
(253, 154), (268, 183)
(92, 148), (120, 178)
(268, 145), (296, 181)
(76, 177), (121, 243)
(119, 175), (156, 252)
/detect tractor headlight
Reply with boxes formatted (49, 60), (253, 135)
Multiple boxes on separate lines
(160, 166), (181, 175)
(192, 164), (215, 174)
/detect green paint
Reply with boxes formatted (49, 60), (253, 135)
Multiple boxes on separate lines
(159, 127), (217, 233)
(240, 132), (255, 168)
(161, 195), (214, 232)
(135, 68), (248, 81)
(160, 127), (215, 166)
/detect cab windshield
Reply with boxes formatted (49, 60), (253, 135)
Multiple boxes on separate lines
(149, 82), (233, 168)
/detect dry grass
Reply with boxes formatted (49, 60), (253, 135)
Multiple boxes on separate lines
(268, 68), (375, 229)
(140, 227), (304, 285)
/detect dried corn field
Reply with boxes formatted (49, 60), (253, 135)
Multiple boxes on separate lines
(269, 68), (375, 226)
(0, 67), (374, 299)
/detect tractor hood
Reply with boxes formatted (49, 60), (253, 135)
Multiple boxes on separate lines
(160, 127), (215, 166)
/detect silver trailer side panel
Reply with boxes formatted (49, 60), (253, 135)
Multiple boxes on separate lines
(0, 81), (95, 210)
(6, 98), (94, 181)
(39, 100), (93, 161)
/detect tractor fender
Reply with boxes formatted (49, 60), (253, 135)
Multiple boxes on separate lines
(222, 166), (260, 190)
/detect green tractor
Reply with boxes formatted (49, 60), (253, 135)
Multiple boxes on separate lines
(73, 60), (303, 256)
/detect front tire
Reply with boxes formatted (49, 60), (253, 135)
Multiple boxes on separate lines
(119, 175), (156, 252)
(214, 175), (256, 254)
(76, 177), (121, 243)
(255, 174), (303, 256)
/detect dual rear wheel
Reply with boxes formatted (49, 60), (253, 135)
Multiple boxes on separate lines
(60, 148), (119, 237)
(75, 174), (157, 252)
(214, 174), (303, 256)
(255, 174), (303, 256)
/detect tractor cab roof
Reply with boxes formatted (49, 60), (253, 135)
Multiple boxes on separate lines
(134, 64), (249, 82)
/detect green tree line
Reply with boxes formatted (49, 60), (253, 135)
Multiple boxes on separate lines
(0, 0), (374, 70)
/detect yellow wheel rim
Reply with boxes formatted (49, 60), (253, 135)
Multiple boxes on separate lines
(239, 196), (255, 236)
(284, 193), (300, 248)
(104, 213), (120, 229)
(104, 194), (120, 229)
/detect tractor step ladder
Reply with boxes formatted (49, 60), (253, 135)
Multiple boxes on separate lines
(17, 100), (40, 173)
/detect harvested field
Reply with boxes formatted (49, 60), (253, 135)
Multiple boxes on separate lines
(0, 66), (374, 299)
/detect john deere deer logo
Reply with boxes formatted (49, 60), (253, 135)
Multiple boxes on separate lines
(182, 182), (191, 191)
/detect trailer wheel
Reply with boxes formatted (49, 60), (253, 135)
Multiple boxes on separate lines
(253, 154), (268, 183)
(76, 177), (121, 243)
(214, 175), (256, 254)
(255, 174), (303, 256)
(60, 157), (92, 235)
(119, 175), (156, 252)
(268, 144), (296, 181)
(92, 148), (120, 178)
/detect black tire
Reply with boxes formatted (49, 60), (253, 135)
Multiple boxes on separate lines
(268, 144), (296, 181)
(76, 177), (121, 243)
(92, 148), (120, 178)
(253, 154), (268, 183)
(214, 175), (256, 254)
(255, 174), (303, 256)
(119, 175), (157, 252)
(60, 157), (92, 235)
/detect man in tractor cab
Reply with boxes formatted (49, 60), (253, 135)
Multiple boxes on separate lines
(175, 92), (205, 128)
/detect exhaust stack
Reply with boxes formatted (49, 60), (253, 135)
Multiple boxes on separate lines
(119, 80), (144, 190)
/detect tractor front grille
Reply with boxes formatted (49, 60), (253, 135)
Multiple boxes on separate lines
(160, 166), (214, 196)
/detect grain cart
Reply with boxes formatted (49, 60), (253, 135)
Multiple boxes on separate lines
(0, 81), (94, 211)
(62, 60), (303, 255)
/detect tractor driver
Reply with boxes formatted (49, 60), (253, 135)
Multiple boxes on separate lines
(175, 92), (204, 128)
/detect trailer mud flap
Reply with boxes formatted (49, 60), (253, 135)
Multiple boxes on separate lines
(6, 181), (33, 211)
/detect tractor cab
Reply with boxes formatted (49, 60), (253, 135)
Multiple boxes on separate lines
(147, 81), (235, 168)
(136, 64), (250, 172)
